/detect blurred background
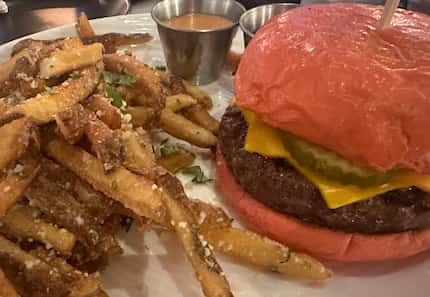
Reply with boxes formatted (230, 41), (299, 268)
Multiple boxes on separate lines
(0, 0), (429, 44)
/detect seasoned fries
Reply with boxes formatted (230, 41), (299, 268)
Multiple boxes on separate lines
(39, 43), (103, 79)
(0, 153), (40, 217)
(76, 12), (96, 39)
(157, 149), (196, 173)
(162, 188), (233, 297)
(182, 80), (213, 109)
(202, 228), (332, 281)
(182, 104), (220, 134)
(1, 205), (76, 255)
(0, 117), (36, 171)
(160, 109), (217, 148)
(166, 93), (197, 112)
(7, 64), (102, 123)
(45, 138), (166, 225)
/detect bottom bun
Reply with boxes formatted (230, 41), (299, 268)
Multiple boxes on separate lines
(216, 147), (430, 262)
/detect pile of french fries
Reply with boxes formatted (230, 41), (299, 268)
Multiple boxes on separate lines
(0, 13), (331, 297)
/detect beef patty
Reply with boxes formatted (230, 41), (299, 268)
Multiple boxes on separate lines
(218, 107), (430, 234)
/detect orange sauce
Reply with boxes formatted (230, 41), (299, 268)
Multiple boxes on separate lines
(166, 13), (233, 30)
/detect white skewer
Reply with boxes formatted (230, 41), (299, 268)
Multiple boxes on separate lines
(378, 0), (400, 30)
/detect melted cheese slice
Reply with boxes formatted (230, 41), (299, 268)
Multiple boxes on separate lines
(242, 109), (430, 209)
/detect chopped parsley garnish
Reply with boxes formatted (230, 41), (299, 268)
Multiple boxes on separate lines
(158, 139), (180, 158)
(159, 144), (179, 158)
(44, 86), (58, 94)
(155, 65), (166, 71)
(118, 73), (137, 86)
(182, 166), (212, 184)
(103, 71), (136, 86)
(111, 179), (119, 190)
(106, 86), (123, 109)
(70, 71), (82, 80)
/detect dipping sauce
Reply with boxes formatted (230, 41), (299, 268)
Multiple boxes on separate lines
(166, 13), (233, 30)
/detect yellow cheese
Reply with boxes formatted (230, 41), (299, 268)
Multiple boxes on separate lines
(242, 109), (430, 209)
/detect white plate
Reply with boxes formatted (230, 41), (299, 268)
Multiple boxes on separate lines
(1, 13), (430, 297)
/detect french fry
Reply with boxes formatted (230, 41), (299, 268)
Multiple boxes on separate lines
(122, 130), (159, 179)
(103, 54), (164, 110)
(126, 106), (157, 127)
(160, 109), (217, 148)
(187, 199), (232, 230)
(0, 154), (40, 217)
(165, 94), (197, 112)
(0, 48), (29, 83)
(182, 80), (213, 109)
(182, 105), (220, 134)
(76, 12), (96, 39)
(82, 33), (153, 54)
(7, 64), (102, 123)
(0, 270), (20, 297)
(161, 187), (233, 297)
(39, 43), (103, 79)
(44, 137), (167, 225)
(1, 205), (77, 255)
(0, 118), (36, 171)
(157, 150), (196, 173)
(202, 228), (332, 281)
(85, 95), (121, 130)
(0, 235), (70, 297)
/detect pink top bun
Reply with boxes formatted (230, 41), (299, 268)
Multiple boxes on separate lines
(235, 3), (430, 173)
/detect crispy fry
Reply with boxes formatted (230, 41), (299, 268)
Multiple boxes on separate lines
(0, 48), (29, 83)
(1, 205), (76, 254)
(182, 105), (220, 134)
(187, 199), (232, 230)
(122, 130), (159, 179)
(160, 109), (217, 148)
(0, 154), (40, 217)
(7, 64), (102, 123)
(182, 80), (213, 109)
(161, 186), (233, 297)
(202, 228), (332, 281)
(39, 43), (103, 79)
(103, 54), (164, 110)
(126, 106), (157, 127)
(10, 38), (83, 57)
(82, 33), (153, 54)
(157, 150), (196, 173)
(0, 118), (36, 171)
(85, 95), (121, 130)
(0, 269), (20, 297)
(0, 235), (73, 297)
(165, 94), (197, 112)
(44, 138), (166, 225)
(76, 12), (96, 39)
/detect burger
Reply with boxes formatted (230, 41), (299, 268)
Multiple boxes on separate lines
(216, 3), (430, 262)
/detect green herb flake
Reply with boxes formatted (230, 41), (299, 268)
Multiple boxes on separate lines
(118, 73), (137, 86)
(106, 86), (123, 109)
(111, 179), (119, 191)
(159, 145), (179, 158)
(70, 71), (82, 80)
(182, 166), (213, 184)
(103, 71), (117, 84)
(103, 71), (136, 86)
(44, 86), (58, 94)
(155, 65), (166, 71)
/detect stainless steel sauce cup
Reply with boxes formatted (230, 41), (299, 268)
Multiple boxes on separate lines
(151, 0), (246, 85)
(240, 3), (299, 46)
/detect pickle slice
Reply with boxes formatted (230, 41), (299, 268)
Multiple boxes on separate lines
(282, 132), (393, 187)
